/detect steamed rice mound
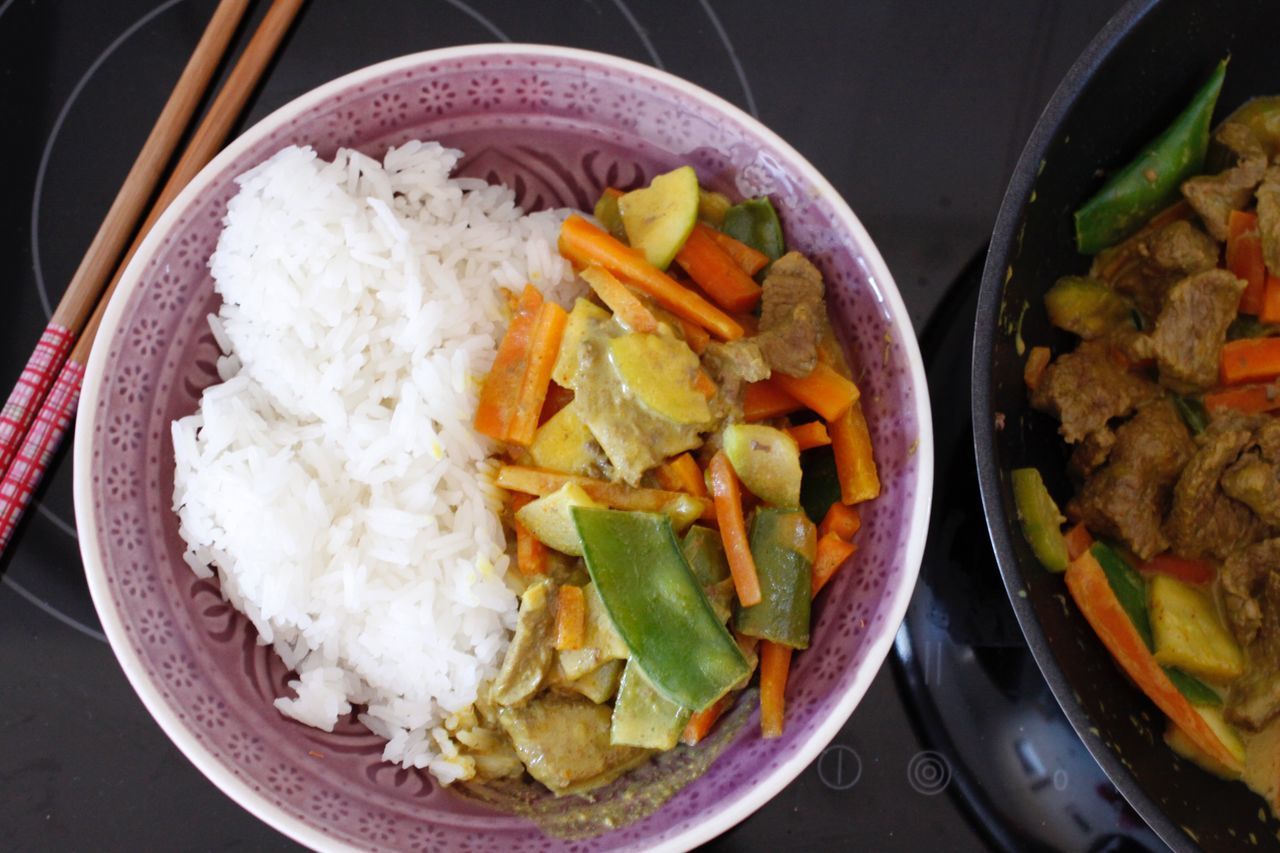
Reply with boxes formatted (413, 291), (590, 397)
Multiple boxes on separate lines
(171, 142), (579, 783)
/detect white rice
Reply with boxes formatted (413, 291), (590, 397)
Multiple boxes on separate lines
(171, 142), (580, 783)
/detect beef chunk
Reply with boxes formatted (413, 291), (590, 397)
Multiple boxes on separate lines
(1068, 399), (1194, 560)
(1181, 123), (1268, 241)
(1101, 220), (1220, 321)
(1165, 419), (1267, 560)
(1221, 418), (1280, 524)
(703, 338), (770, 421)
(1226, 569), (1280, 731)
(1069, 426), (1116, 480)
(755, 252), (825, 377)
(1221, 536), (1280, 646)
(1030, 339), (1159, 444)
(1129, 269), (1246, 392)
(1257, 165), (1280, 277)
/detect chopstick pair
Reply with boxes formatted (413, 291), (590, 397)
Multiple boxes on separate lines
(0, 0), (305, 552)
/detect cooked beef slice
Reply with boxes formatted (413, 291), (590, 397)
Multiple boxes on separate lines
(1030, 339), (1160, 444)
(702, 338), (771, 421)
(1128, 269), (1246, 392)
(1181, 123), (1268, 241)
(1165, 421), (1267, 560)
(1104, 220), (1221, 321)
(1220, 417), (1280, 525)
(1068, 399), (1194, 560)
(755, 251), (825, 377)
(1257, 166), (1280, 277)
(1221, 536), (1280, 647)
(1226, 569), (1280, 731)
(1069, 426), (1117, 480)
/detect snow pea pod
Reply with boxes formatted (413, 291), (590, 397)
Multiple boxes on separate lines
(722, 196), (786, 261)
(733, 507), (815, 649)
(1074, 59), (1227, 254)
(573, 507), (749, 711)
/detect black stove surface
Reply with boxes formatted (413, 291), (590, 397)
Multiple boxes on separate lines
(0, 1), (1143, 850)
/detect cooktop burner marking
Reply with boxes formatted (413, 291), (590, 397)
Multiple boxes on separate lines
(30, 0), (193, 320)
(439, 0), (510, 41)
(610, 0), (664, 69)
(2, 575), (106, 643)
(907, 750), (952, 796)
(818, 744), (863, 790)
(699, 0), (757, 118)
(35, 501), (78, 541)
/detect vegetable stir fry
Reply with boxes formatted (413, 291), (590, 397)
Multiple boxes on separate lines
(1015, 63), (1280, 815)
(468, 167), (881, 795)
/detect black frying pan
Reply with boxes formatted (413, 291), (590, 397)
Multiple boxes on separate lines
(973, 0), (1280, 850)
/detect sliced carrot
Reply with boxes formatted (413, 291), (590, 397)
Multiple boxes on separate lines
(1064, 522), (1093, 562)
(539, 382), (574, 426)
(655, 452), (708, 498)
(511, 493), (548, 576)
(506, 301), (568, 446)
(694, 369), (718, 399)
(708, 228), (770, 276)
(558, 215), (744, 340)
(785, 420), (831, 451)
(1262, 275), (1280, 325)
(759, 640), (792, 739)
(1064, 549), (1243, 774)
(1220, 337), (1280, 386)
(555, 585), (586, 650)
(1229, 210), (1266, 315)
(1024, 345), (1052, 391)
(771, 364), (860, 422)
(676, 316), (711, 354)
(674, 223), (764, 313)
(681, 694), (732, 746)
(743, 379), (803, 421)
(828, 400), (880, 505)
(707, 450), (762, 607)
(496, 465), (713, 521)
(579, 263), (658, 333)
(812, 531), (857, 596)
(1203, 383), (1280, 415)
(474, 284), (543, 442)
(818, 502), (861, 541)
(1139, 553), (1215, 586)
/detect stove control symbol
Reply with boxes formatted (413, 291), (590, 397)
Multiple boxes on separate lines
(817, 744), (862, 790)
(906, 750), (952, 796)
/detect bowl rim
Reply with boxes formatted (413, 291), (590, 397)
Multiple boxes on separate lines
(73, 42), (933, 852)
(970, 1), (1194, 850)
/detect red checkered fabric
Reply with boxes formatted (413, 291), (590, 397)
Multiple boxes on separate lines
(0, 357), (85, 551)
(0, 324), (74, 478)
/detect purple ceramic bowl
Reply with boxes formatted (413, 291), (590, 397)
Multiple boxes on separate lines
(73, 45), (932, 851)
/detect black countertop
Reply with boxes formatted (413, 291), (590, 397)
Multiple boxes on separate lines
(0, 1), (1129, 849)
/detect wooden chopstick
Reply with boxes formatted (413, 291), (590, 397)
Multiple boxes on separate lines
(0, 0), (305, 553)
(0, 0), (250, 479)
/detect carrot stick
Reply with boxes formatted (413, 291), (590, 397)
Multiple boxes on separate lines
(674, 223), (763, 313)
(655, 452), (709, 498)
(1024, 346), (1052, 391)
(1139, 553), (1215, 585)
(1064, 522), (1093, 562)
(681, 694), (732, 746)
(1262, 275), (1280, 325)
(1220, 337), (1280, 385)
(743, 379), (803, 421)
(511, 493), (548, 576)
(694, 369), (718, 399)
(828, 400), (880, 504)
(579, 264), (658, 333)
(474, 284), (543, 441)
(786, 420), (831, 451)
(1064, 549), (1243, 773)
(506, 301), (568, 446)
(770, 364), (860, 421)
(496, 465), (713, 521)
(1203, 382), (1280, 414)
(709, 228), (769, 276)
(558, 215), (744, 340)
(1229, 210), (1266, 315)
(555, 585), (586, 650)
(677, 316), (711, 354)
(759, 640), (792, 738)
(818, 502), (861, 541)
(707, 451), (762, 607)
(812, 531), (857, 596)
